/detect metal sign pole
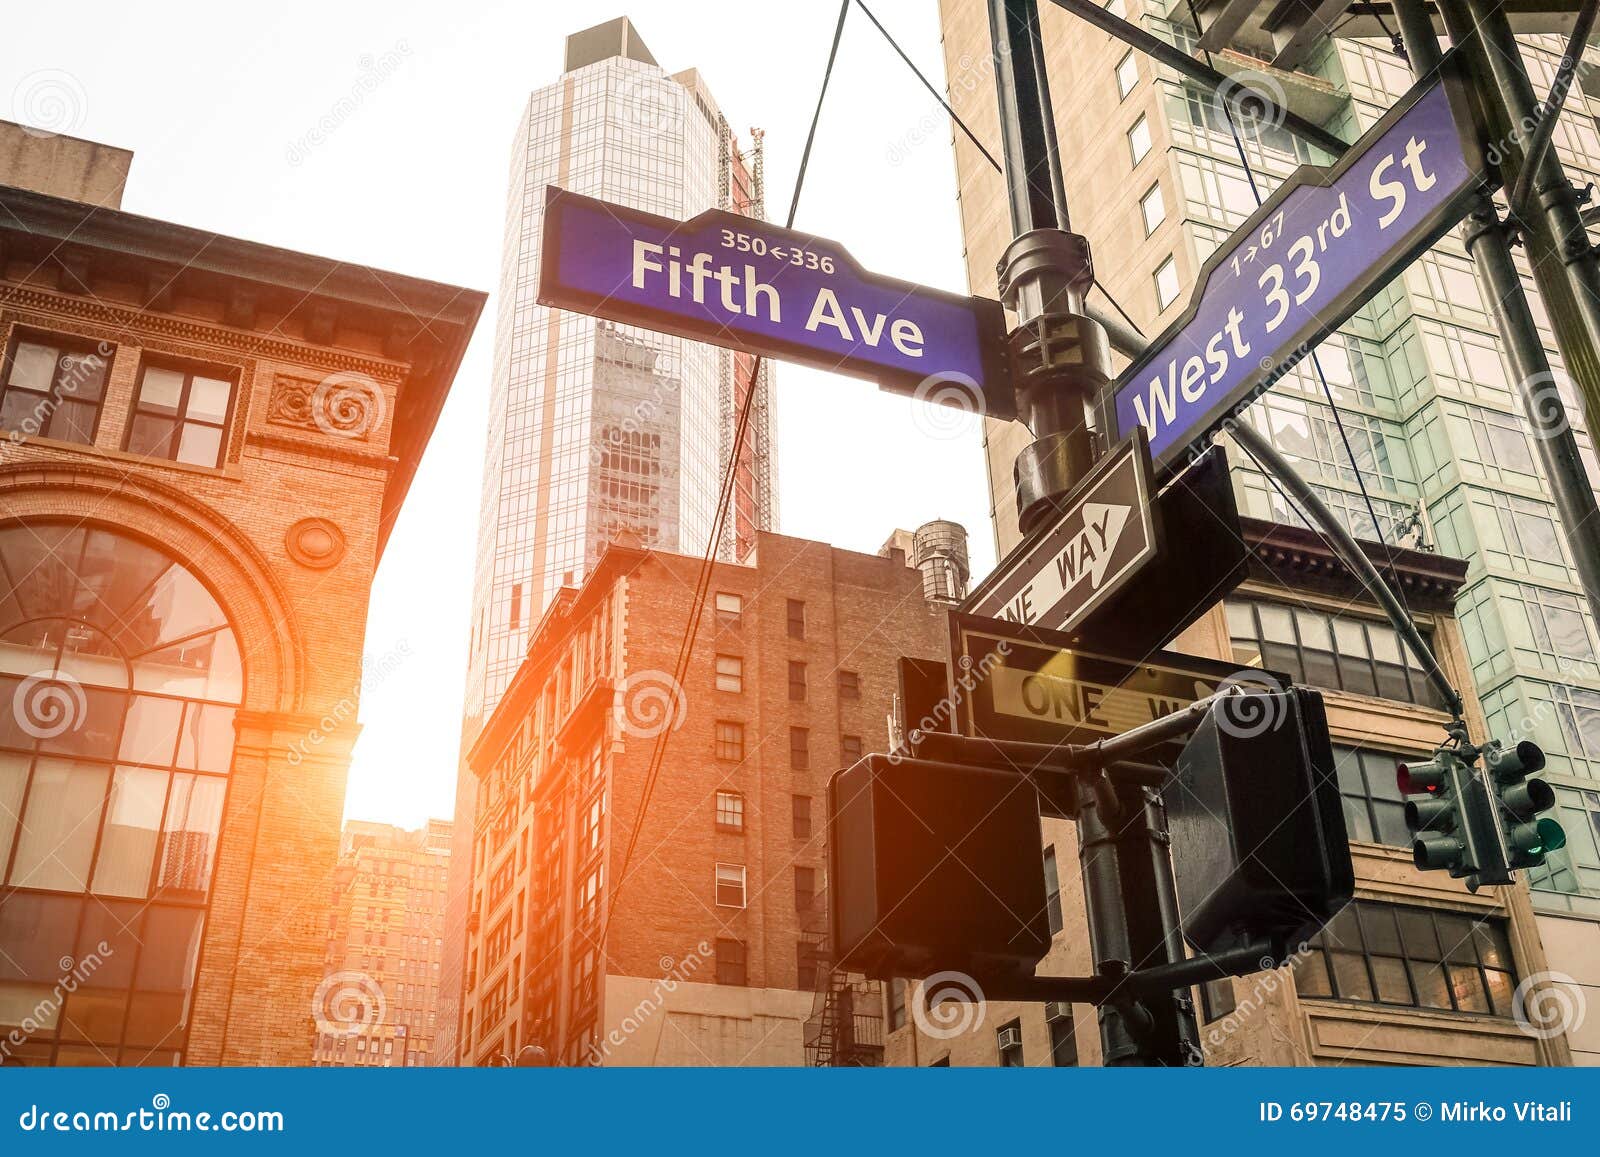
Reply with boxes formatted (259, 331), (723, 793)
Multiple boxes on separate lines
(986, 0), (1196, 1066)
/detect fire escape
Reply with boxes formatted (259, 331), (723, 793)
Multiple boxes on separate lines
(799, 918), (885, 1066)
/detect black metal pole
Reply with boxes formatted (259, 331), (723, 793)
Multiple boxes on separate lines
(987, 0), (1110, 531)
(1425, 0), (1600, 632)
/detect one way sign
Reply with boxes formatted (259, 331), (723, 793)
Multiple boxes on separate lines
(962, 435), (1160, 634)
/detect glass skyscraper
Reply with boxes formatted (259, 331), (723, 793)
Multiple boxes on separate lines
(440, 17), (775, 1063)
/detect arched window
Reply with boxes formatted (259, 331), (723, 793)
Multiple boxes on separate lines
(0, 523), (242, 1066)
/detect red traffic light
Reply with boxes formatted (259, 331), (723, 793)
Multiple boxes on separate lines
(1396, 759), (1446, 796)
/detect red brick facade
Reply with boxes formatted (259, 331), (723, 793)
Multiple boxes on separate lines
(0, 173), (481, 1065)
(459, 532), (950, 1065)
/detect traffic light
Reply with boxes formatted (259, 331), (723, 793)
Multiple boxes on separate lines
(1397, 750), (1471, 874)
(1166, 687), (1354, 958)
(1482, 739), (1566, 869)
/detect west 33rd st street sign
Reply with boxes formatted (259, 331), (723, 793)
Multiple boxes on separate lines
(1109, 61), (1491, 476)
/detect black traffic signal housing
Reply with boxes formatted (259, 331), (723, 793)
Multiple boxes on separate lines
(1397, 749), (1474, 875)
(1483, 739), (1566, 870)
(1165, 687), (1354, 959)
(828, 753), (1052, 982)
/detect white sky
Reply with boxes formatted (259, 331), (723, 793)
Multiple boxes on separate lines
(2, 0), (1000, 829)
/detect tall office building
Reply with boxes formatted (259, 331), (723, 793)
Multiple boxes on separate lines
(440, 18), (776, 1063)
(928, 1), (1599, 1063)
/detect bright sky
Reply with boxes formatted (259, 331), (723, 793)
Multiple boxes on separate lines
(1, 0), (999, 830)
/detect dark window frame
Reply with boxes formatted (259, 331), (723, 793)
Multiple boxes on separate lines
(0, 329), (115, 447)
(714, 790), (744, 834)
(715, 938), (748, 986)
(789, 726), (810, 770)
(787, 660), (807, 702)
(786, 599), (805, 640)
(837, 670), (861, 699)
(714, 720), (745, 762)
(123, 354), (238, 469)
(792, 795), (812, 839)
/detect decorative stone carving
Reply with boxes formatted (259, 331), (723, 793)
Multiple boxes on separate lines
(285, 518), (346, 569)
(268, 372), (387, 441)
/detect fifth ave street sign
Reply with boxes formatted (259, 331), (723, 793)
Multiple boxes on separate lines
(537, 187), (1016, 420)
(961, 434), (1158, 633)
(1109, 61), (1490, 476)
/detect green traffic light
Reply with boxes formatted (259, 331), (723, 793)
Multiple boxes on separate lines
(1538, 817), (1567, 854)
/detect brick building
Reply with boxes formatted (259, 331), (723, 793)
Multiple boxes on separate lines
(456, 530), (956, 1066)
(312, 820), (452, 1068)
(0, 125), (483, 1065)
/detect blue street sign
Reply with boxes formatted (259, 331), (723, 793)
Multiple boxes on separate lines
(538, 187), (1016, 419)
(1109, 62), (1490, 476)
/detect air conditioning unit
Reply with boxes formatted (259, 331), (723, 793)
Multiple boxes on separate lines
(996, 1025), (1022, 1050)
(1043, 1001), (1071, 1023)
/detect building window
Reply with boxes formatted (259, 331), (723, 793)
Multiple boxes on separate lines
(715, 654), (743, 693)
(1154, 255), (1180, 310)
(1128, 114), (1151, 164)
(715, 791), (744, 833)
(1047, 1003), (1077, 1066)
(887, 978), (908, 1030)
(1226, 599), (1445, 709)
(1140, 182), (1165, 235)
(797, 940), (822, 990)
(1200, 979), (1237, 1022)
(1333, 744), (1411, 847)
(788, 660), (807, 701)
(790, 727), (810, 770)
(1043, 846), (1063, 936)
(125, 359), (235, 468)
(715, 938), (747, 986)
(841, 734), (863, 763)
(715, 592), (742, 630)
(0, 523), (241, 1067)
(795, 865), (816, 911)
(714, 863), (747, 908)
(996, 1019), (1025, 1066)
(787, 598), (806, 640)
(714, 721), (745, 761)
(837, 670), (860, 699)
(1115, 49), (1138, 98)
(1293, 901), (1517, 1015)
(0, 332), (112, 446)
(792, 795), (813, 839)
